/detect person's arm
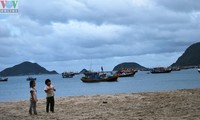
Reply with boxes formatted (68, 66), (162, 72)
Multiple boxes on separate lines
(44, 86), (49, 93)
(52, 85), (56, 91)
(44, 86), (54, 92)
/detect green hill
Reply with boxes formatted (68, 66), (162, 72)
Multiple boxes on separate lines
(113, 62), (146, 71)
(0, 61), (58, 77)
(171, 42), (200, 67)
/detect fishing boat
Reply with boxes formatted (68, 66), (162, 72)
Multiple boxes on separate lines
(119, 72), (136, 77)
(62, 72), (75, 78)
(0, 78), (8, 82)
(81, 72), (118, 83)
(171, 67), (181, 71)
(26, 77), (36, 81)
(198, 69), (200, 73)
(117, 69), (137, 77)
(150, 67), (172, 74)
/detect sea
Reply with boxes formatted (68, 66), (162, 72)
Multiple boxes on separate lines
(0, 69), (200, 101)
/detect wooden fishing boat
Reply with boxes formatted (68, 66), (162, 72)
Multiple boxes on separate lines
(81, 75), (118, 83)
(119, 72), (136, 77)
(81, 72), (118, 83)
(150, 67), (172, 74)
(117, 69), (137, 77)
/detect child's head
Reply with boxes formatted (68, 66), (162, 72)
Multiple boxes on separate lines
(45, 79), (51, 86)
(30, 80), (35, 88)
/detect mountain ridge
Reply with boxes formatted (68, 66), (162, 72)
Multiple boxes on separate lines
(171, 42), (200, 67)
(0, 61), (58, 77)
(113, 62), (147, 71)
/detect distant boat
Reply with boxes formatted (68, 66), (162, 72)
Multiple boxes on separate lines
(117, 69), (137, 77)
(0, 78), (8, 82)
(198, 69), (200, 73)
(171, 67), (181, 71)
(119, 72), (136, 77)
(26, 77), (36, 81)
(151, 67), (172, 74)
(62, 72), (75, 78)
(81, 72), (118, 83)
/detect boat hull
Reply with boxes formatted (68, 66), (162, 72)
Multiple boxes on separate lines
(150, 67), (172, 74)
(62, 72), (75, 78)
(62, 75), (74, 78)
(81, 75), (118, 83)
(0, 78), (8, 82)
(62, 74), (75, 78)
(119, 72), (136, 77)
(151, 70), (172, 74)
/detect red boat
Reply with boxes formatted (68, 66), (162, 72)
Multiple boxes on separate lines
(81, 72), (118, 83)
(117, 69), (137, 77)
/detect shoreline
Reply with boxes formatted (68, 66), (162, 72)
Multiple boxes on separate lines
(1, 88), (200, 120)
(0, 88), (197, 102)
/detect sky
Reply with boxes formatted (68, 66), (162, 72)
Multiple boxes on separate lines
(0, 0), (200, 73)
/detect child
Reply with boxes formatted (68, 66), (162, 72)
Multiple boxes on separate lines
(44, 79), (56, 113)
(29, 80), (37, 115)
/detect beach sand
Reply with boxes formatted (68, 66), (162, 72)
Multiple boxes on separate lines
(0, 88), (200, 120)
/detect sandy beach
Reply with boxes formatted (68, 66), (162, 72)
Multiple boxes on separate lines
(0, 88), (200, 120)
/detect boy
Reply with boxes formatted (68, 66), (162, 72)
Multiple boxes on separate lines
(44, 79), (56, 113)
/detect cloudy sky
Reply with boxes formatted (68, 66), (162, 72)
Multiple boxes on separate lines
(0, 0), (200, 73)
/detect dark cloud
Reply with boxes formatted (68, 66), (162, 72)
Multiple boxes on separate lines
(20, 0), (91, 24)
(155, 0), (200, 12)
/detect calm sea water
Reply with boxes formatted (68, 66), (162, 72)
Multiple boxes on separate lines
(0, 69), (200, 101)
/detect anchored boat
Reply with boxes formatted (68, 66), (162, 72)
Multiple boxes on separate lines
(81, 72), (118, 83)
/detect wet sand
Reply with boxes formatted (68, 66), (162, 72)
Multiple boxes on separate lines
(0, 88), (200, 120)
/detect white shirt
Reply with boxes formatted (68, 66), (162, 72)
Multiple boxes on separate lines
(44, 85), (55, 97)
(30, 87), (37, 101)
